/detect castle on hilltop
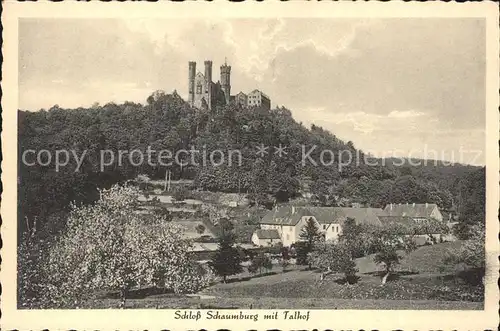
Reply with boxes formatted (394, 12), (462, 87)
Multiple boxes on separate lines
(188, 60), (271, 111)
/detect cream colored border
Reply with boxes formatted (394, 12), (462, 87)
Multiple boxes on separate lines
(2, 1), (499, 330)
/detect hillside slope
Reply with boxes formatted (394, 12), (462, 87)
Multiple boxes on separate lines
(18, 91), (482, 237)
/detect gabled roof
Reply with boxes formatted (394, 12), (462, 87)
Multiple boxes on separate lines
(259, 205), (311, 226)
(383, 203), (438, 218)
(378, 216), (414, 224)
(260, 206), (385, 227)
(304, 207), (385, 226)
(254, 229), (281, 240)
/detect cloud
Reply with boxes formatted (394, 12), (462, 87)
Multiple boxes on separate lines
(18, 18), (486, 164)
(388, 110), (425, 118)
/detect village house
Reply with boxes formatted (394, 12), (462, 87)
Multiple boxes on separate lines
(253, 203), (447, 247)
(382, 203), (443, 222)
(380, 203), (452, 244)
(251, 229), (282, 247)
(255, 205), (387, 247)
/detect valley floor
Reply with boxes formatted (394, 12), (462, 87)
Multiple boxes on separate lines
(46, 242), (484, 310)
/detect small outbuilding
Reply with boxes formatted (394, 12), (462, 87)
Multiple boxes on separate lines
(251, 229), (281, 247)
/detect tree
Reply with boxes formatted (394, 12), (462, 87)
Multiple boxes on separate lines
(371, 226), (417, 285)
(443, 223), (485, 285)
(373, 245), (402, 285)
(248, 252), (273, 275)
(281, 246), (291, 272)
(211, 221), (242, 283)
(293, 242), (308, 266)
(299, 217), (322, 246)
(173, 186), (190, 201)
(41, 185), (213, 308)
(195, 224), (206, 235)
(298, 217), (322, 268)
(454, 168), (485, 239)
(338, 217), (365, 258)
(136, 174), (151, 191)
(309, 242), (359, 284)
(154, 206), (173, 220)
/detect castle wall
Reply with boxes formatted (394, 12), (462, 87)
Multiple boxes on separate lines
(193, 73), (211, 109)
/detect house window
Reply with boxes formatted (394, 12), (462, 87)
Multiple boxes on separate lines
(196, 84), (202, 94)
(323, 224), (326, 230)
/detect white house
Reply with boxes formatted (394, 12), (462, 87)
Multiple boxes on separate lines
(258, 205), (316, 247)
(255, 205), (386, 247)
(251, 229), (282, 247)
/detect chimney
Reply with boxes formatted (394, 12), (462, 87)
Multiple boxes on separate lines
(412, 202), (415, 207)
(390, 203), (393, 210)
(425, 202), (428, 208)
(291, 206), (295, 215)
(406, 202), (408, 206)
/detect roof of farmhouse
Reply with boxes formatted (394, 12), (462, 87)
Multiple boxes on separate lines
(383, 203), (438, 218)
(260, 206), (386, 227)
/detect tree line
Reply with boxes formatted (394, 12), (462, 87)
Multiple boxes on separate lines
(19, 90), (484, 242)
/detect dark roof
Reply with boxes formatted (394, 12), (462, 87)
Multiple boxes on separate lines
(378, 216), (415, 224)
(260, 205), (310, 226)
(383, 203), (438, 218)
(305, 207), (385, 226)
(255, 229), (281, 240)
(260, 206), (385, 227)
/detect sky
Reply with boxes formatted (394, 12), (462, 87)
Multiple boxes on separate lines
(19, 18), (486, 165)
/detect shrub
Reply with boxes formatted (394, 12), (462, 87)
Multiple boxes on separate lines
(444, 223), (485, 285)
(309, 242), (359, 283)
(248, 252), (273, 275)
(195, 224), (206, 235)
(173, 187), (191, 201)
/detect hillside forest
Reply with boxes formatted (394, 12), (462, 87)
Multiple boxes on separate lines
(18, 90), (485, 242)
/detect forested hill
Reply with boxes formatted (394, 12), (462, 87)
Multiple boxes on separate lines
(18, 90), (483, 236)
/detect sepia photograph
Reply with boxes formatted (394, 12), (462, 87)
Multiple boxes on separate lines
(1, 1), (499, 330)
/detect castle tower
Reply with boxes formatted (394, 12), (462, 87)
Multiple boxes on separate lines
(220, 59), (231, 105)
(204, 61), (213, 109)
(188, 61), (196, 106)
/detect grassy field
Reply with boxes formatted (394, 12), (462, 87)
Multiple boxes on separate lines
(78, 241), (483, 310)
(356, 241), (465, 274)
(204, 269), (483, 301)
(83, 267), (482, 309)
(398, 240), (465, 273)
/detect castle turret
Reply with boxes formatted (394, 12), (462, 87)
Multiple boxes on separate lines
(204, 61), (213, 109)
(188, 61), (196, 106)
(204, 61), (213, 90)
(220, 60), (231, 105)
